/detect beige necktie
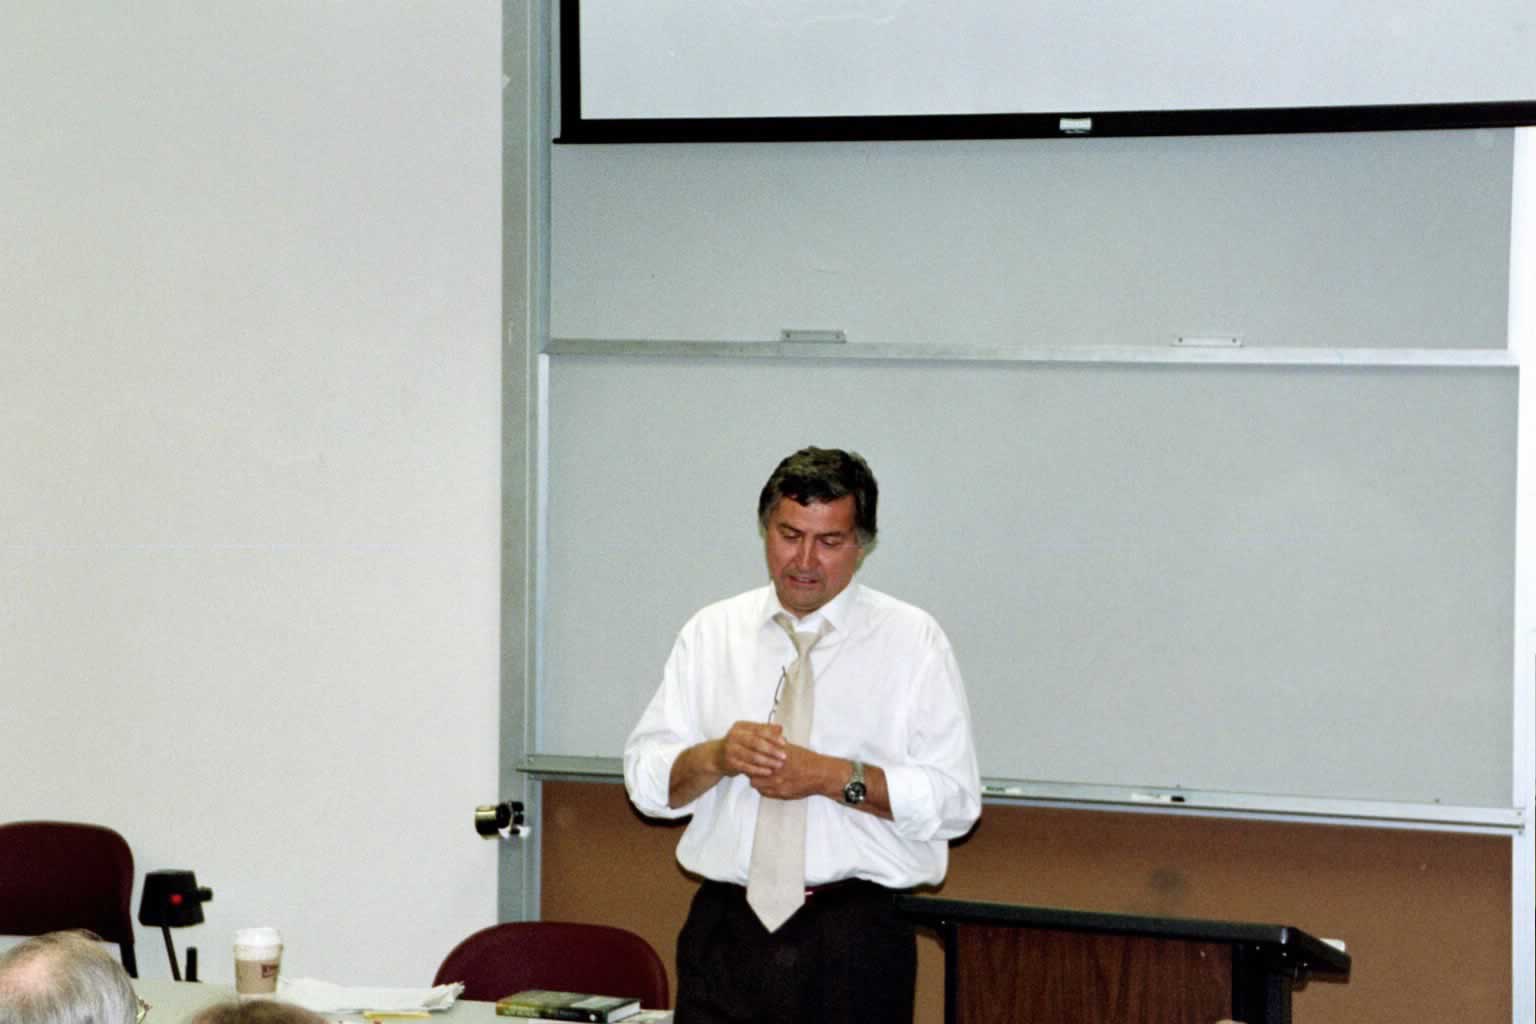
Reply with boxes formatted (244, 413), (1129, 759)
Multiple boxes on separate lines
(746, 614), (824, 932)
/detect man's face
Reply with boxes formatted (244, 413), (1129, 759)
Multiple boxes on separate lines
(763, 495), (863, 618)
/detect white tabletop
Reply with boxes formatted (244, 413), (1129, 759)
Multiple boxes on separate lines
(134, 981), (500, 1024)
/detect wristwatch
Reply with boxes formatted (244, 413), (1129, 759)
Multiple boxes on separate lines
(842, 760), (867, 805)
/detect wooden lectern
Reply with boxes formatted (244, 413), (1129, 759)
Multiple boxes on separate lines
(899, 896), (1350, 1024)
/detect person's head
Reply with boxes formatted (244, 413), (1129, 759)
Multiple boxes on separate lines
(757, 447), (878, 617)
(0, 931), (139, 1024)
(190, 1002), (327, 1024)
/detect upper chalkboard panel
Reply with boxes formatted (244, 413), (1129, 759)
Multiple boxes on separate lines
(560, 0), (1536, 141)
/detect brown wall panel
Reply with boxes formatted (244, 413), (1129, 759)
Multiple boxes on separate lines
(951, 927), (1232, 1024)
(539, 781), (1509, 1023)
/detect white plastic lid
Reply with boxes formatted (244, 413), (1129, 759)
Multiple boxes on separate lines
(234, 927), (282, 949)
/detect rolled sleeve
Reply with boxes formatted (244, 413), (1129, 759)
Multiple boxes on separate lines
(622, 736), (694, 819)
(885, 637), (981, 841)
(623, 629), (703, 819)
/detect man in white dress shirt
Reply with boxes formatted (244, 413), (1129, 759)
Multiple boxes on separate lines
(624, 447), (981, 1023)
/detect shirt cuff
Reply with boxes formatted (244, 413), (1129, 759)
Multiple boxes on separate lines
(882, 762), (941, 840)
(623, 740), (697, 819)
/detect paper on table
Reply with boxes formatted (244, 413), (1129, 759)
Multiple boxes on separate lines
(276, 978), (464, 1014)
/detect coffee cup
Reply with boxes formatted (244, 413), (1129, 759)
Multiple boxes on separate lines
(233, 927), (283, 998)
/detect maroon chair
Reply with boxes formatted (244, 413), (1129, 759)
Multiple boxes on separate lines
(433, 921), (669, 1008)
(0, 821), (138, 977)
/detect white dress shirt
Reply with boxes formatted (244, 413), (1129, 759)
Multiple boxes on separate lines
(623, 582), (981, 889)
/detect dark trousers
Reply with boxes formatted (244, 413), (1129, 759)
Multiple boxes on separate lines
(674, 880), (917, 1024)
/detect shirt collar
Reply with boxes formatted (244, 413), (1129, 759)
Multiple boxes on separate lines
(763, 580), (860, 637)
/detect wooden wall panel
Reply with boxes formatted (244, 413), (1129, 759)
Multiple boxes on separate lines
(539, 781), (1509, 1023)
(952, 927), (1232, 1024)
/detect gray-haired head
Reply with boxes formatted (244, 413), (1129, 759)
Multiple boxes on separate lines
(0, 932), (137, 1024)
(756, 447), (879, 549)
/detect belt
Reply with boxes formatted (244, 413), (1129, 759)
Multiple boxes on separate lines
(703, 878), (896, 899)
(803, 878), (879, 899)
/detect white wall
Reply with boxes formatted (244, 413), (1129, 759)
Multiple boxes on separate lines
(0, 1), (503, 986)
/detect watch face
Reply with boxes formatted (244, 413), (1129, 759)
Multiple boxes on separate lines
(843, 780), (867, 805)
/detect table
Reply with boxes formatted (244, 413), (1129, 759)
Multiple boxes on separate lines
(134, 981), (500, 1024)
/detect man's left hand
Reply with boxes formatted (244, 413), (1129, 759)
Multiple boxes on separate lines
(748, 742), (836, 801)
(751, 745), (894, 819)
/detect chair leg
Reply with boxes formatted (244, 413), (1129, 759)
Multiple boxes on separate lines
(121, 943), (138, 979)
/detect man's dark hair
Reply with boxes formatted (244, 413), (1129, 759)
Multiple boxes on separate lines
(757, 447), (878, 547)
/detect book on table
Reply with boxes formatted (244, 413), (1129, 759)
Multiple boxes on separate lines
(494, 990), (641, 1022)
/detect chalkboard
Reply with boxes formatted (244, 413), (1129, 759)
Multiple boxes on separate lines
(539, 352), (1516, 814)
(551, 130), (1515, 352)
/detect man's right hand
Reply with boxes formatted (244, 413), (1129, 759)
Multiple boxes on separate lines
(718, 720), (788, 777)
(669, 721), (787, 808)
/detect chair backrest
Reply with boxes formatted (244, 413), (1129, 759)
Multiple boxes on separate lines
(433, 921), (669, 1008)
(0, 821), (138, 977)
